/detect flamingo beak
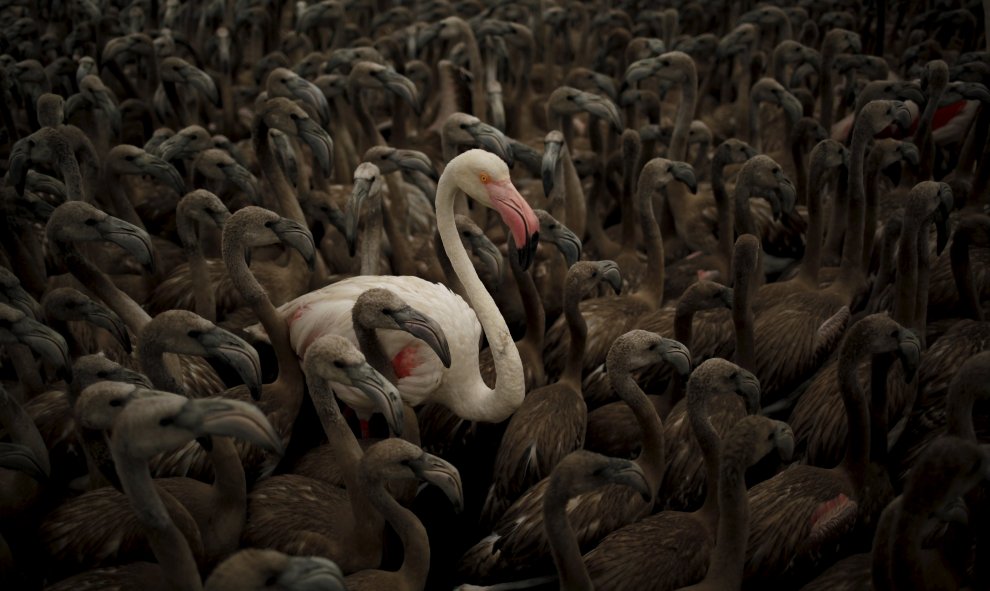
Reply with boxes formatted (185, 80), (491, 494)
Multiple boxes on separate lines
(182, 398), (283, 455)
(0, 443), (48, 482)
(607, 460), (651, 503)
(197, 327), (263, 401)
(486, 179), (539, 271)
(410, 452), (464, 513)
(388, 306), (452, 369)
(347, 362), (405, 437)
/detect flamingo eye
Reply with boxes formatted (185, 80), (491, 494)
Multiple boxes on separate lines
(479, 173), (490, 184)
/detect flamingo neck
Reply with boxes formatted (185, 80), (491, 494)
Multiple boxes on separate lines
(57, 243), (151, 335)
(364, 473), (430, 587)
(713, 155), (735, 274)
(733, 252), (756, 373)
(436, 171), (524, 422)
(636, 170), (665, 308)
(835, 119), (870, 296)
(116, 454), (204, 591)
(204, 436), (247, 557)
(703, 436), (752, 590)
(545, 477), (594, 591)
(951, 228), (983, 322)
(799, 154), (829, 286)
(688, 382), (722, 517)
(613, 371), (665, 488)
(838, 346), (870, 493)
(252, 120), (307, 226)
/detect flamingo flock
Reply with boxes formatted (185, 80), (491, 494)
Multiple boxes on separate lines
(1, 1), (990, 590)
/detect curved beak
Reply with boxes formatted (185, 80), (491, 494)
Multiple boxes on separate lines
(736, 371), (762, 415)
(376, 68), (421, 115)
(181, 62), (220, 106)
(393, 149), (437, 179)
(270, 130), (300, 188)
(575, 93), (623, 134)
(136, 152), (186, 195)
(776, 176), (797, 216)
(271, 217), (317, 270)
(550, 224), (583, 268)
(222, 163), (260, 204)
(467, 121), (514, 168)
(659, 338), (692, 376)
(96, 215), (155, 272)
(0, 443), (48, 481)
(486, 179), (540, 271)
(541, 139), (562, 199)
(279, 556), (346, 591)
(157, 132), (192, 162)
(896, 330), (922, 384)
(895, 82), (926, 106)
(589, 71), (618, 101)
(780, 91), (803, 125)
(773, 424), (795, 462)
(898, 142), (921, 167)
(624, 56), (660, 86)
(179, 398), (283, 454)
(26, 170), (67, 202)
(9, 315), (72, 382)
(296, 117), (334, 178)
(599, 260), (623, 294)
(671, 161), (698, 194)
(410, 452), (464, 513)
(388, 305), (451, 368)
(607, 459), (651, 503)
(198, 327), (263, 401)
(287, 75), (332, 125)
(3, 285), (40, 320)
(347, 362), (405, 437)
(892, 102), (913, 130)
(80, 300), (132, 354)
(960, 82), (990, 103)
(466, 231), (505, 288)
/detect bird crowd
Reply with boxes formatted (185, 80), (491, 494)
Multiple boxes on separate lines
(0, 0), (988, 589)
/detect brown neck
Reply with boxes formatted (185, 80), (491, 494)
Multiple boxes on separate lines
(612, 371), (665, 488)
(635, 169), (665, 308)
(545, 476), (593, 591)
(688, 381), (722, 517)
(799, 152), (830, 285)
(713, 155), (735, 274)
(55, 242), (151, 335)
(838, 344), (871, 492)
(732, 256), (756, 373)
(702, 441), (751, 590)
(205, 436), (248, 558)
(834, 118), (871, 297)
(363, 475), (431, 587)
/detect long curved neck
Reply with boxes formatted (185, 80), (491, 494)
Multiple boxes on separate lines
(310, 379), (381, 547)
(367, 477), (430, 587)
(55, 241), (151, 335)
(736, 52), (753, 145)
(635, 172), (665, 307)
(349, 86), (387, 153)
(893, 216), (922, 329)
(733, 172), (759, 237)
(355, 323), (397, 384)
(613, 371), (664, 488)
(820, 44), (837, 132)
(671, 68), (698, 162)
(688, 384), (722, 518)
(713, 153), (735, 272)
(511, 249), (546, 383)
(912, 82), (946, 182)
(382, 174), (417, 275)
(176, 209), (215, 315)
(701, 442), (751, 590)
(560, 143), (587, 240)
(560, 285), (587, 389)
(205, 436), (247, 557)
(117, 454), (204, 591)
(436, 172), (523, 422)
(869, 354), (895, 464)
(733, 258), (755, 373)
(798, 155), (829, 285)
(862, 149), (886, 272)
(223, 236), (303, 391)
(458, 25), (487, 120)
(835, 120), (871, 295)
(838, 346), (870, 492)
(357, 190), (383, 277)
(545, 479), (593, 591)
(586, 169), (620, 257)
(138, 333), (186, 395)
(252, 119), (307, 225)
(104, 168), (148, 233)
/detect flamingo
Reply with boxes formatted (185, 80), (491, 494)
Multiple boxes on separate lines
(251, 149), (539, 424)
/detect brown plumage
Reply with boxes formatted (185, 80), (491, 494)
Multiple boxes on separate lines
(872, 437), (989, 591)
(743, 315), (919, 587)
(480, 260), (621, 526)
(204, 549), (344, 591)
(583, 360), (766, 591)
(242, 335), (404, 573)
(543, 158), (697, 380)
(147, 207), (314, 481)
(458, 331), (690, 582)
(343, 439), (463, 591)
(543, 451), (651, 591)
(44, 390), (281, 591)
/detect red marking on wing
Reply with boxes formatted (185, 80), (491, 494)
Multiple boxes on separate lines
(392, 345), (419, 379)
(287, 303), (310, 328)
(809, 493), (851, 528)
(931, 100), (967, 131)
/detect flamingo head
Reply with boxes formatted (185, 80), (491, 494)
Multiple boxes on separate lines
(448, 149), (540, 270)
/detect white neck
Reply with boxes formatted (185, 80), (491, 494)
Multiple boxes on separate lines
(436, 171), (524, 422)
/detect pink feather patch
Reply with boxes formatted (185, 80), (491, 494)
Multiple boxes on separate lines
(392, 345), (420, 379)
